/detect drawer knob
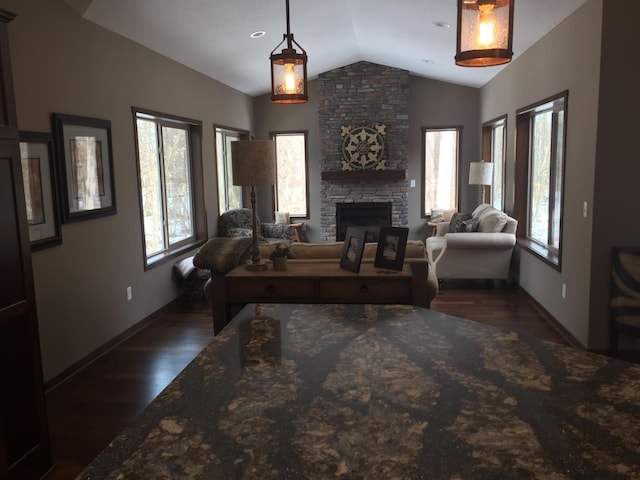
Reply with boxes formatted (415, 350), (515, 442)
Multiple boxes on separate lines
(360, 283), (368, 294)
(266, 284), (276, 294)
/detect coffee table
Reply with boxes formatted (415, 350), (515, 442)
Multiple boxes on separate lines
(210, 260), (429, 334)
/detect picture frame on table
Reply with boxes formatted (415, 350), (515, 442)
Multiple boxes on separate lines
(52, 113), (116, 223)
(19, 131), (62, 250)
(374, 226), (409, 271)
(340, 226), (367, 273)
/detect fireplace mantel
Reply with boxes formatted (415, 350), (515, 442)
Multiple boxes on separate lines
(321, 170), (406, 182)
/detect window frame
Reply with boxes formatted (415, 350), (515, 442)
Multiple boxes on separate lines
(514, 91), (568, 270)
(421, 125), (462, 218)
(481, 115), (507, 210)
(214, 125), (249, 216)
(132, 107), (206, 270)
(270, 130), (310, 220)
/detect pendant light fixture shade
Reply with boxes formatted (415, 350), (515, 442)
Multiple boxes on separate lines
(456, 0), (514, 67)
(270, 0), (308, 104)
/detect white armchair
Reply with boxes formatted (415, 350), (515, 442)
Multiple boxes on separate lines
(426, 204), (517, 281)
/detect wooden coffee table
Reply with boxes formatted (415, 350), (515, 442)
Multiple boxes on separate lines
(210, 260), (429, 334)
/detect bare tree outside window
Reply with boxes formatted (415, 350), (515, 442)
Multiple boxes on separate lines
(423, 127), (460, 216)
(273, 131), (308, 218)
(134, 109), (204, 268)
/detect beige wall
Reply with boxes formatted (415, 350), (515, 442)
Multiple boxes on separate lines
(480, 0), (603, 347)
(2, 0), (253, 381)
(253, 76), (479, 243)
(408, 76), (480, 239)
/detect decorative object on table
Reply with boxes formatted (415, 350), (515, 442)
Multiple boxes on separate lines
(51, 113), (116, 223)
(374, 226), (409, 271)
(609, 246), (640, 356)
(231, 140), (276, 271)
(269, 243), (290, 271)
(455, 0), (514, 67)
(340, 124), (386, 171)
(19, 131), (62, 250)
(270, 0), (308, 104)
(340, 226), (366, 273)
(469, 161), (493, 204)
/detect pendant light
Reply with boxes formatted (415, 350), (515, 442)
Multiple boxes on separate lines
(270, 0), (308, 103)
(456, 0), (514, 67)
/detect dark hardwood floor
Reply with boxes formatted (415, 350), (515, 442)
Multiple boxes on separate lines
(42, 286), (624, 479)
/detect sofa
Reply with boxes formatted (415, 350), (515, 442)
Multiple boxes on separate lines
(193, 237), (439, 332)
(426, 204), (518, 281)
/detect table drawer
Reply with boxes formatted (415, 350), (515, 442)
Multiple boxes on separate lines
(317, 278), (411, 302)
(227, 277), (316, 301)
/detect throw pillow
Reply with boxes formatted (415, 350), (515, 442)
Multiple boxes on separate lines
(430, 209), (444, 223)
(449, 212), (473, 233)
(478, 208), (508, 233)
(461, 217), (480, 232)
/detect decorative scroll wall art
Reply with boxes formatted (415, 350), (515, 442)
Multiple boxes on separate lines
(341, 124), (386, 171)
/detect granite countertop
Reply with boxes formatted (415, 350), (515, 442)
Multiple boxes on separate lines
(79, 303), (640, 479)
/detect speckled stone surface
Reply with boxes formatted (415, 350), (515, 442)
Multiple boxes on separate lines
(78, 303), (640, 480)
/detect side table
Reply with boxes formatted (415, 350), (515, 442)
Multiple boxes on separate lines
(289, 223), (304, 242)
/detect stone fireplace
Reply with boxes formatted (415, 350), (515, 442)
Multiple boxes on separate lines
(318, 62), (410, 242)
(335, 202), (392, 242)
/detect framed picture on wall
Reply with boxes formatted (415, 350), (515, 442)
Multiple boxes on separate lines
(52, 113), (117, 223)
(19, 131), (63, 250)
(374, 226), (409, 271)
(340, 227), (366, 273)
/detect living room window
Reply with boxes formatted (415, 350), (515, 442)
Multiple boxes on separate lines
(482, 116), (506, 210)
(215, 126), (249, 215)
(514, 91), (568, 269)
(271, 131), (309, 219)
(422, 126), (460, 216)
(133, 108), (206, 269)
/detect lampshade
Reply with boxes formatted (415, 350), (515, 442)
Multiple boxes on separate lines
(469, 162), (493, 186)
(270, 0), (308, 104)
(456, 0), (514, 67)
(231, 140), (276, 186)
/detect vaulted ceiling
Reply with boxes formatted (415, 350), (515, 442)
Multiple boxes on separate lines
(68, 0), (588, 97)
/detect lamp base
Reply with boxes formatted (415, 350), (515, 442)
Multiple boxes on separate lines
(245, 261), (268, 271)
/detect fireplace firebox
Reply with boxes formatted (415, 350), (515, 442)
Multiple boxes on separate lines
(336, 202), (392, 242)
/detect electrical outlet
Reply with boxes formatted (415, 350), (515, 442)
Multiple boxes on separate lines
(562, 283), (567, 299)
(410, 179), (416, 188)
(126, 286), (133, 301)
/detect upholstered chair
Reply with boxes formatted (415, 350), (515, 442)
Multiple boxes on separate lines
(217, 208), (295, 243)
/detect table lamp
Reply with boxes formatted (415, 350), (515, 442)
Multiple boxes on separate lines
(232, 140), (276, 270)
(469, 161), (493, 204)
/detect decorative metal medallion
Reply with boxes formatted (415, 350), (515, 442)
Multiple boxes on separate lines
(341, 124), (386, 171)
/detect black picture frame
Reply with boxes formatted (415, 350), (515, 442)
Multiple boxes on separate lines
(19, 131), (62, 250)
(52, 113), (116, 223)
(340, 226), (367, 273)
(374, 226), (409, 271)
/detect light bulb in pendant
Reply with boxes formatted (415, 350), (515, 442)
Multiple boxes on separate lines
(477, 4), (496, 47)
(283, 63), (297, 93)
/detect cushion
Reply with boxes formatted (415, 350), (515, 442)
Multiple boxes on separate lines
(193, 237), (252, 274)
(430, 209), (444, 223)
(472, 203), (492, 218)
(449, 212), (474, 233)
(477, 208), (508, 233)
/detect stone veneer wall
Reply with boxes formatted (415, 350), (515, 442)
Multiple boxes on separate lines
(318, 62), (410, 241)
